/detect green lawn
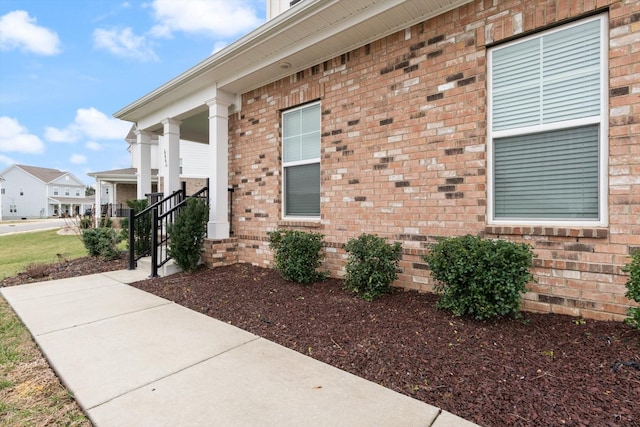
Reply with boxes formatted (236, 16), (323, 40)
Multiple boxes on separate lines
(0, 230), (87, 280)
(0, 297), (90, 426)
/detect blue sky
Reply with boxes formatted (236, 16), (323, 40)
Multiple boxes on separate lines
(0, 0), (266, 185)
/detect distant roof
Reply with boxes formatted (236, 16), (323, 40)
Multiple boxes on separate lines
(48, 196), (94, 204)
(15, 164), (67, 183)
(87, 167), (159, 178)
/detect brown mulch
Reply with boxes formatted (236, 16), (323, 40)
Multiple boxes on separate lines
(3, 258), (639, 426)
(0, 257), (128, 287)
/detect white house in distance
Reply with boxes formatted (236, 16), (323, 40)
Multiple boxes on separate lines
(0, 164), (93, 219)
(88, 125), (209, 216)
(0, 174), (4, 221)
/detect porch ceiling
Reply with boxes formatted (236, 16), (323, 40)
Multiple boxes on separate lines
(115, 0), (472, 130)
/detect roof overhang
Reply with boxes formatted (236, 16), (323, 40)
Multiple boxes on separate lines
(87, 168), (159, 184)
(114, 0), (472, 127)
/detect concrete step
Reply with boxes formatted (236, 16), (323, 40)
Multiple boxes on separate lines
(136, 255), (182, 277)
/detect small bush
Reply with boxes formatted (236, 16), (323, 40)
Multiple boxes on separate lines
(167, 198), (208, 273)
(267, 229), (327, 284)
(99, 216), (113, 228)
(622, 250), (640, 330)
(343, 234), (402, 301)
(423, 234), (534, 320)
(82, 227), (121, 260)
(121, 199), (151, 253)
(23, 262), (52, 279)
(79, 217), (92, 230)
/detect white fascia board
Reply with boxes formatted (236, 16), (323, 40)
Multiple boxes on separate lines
(115, 0), (472, 122)
(134, 85), (219, 131)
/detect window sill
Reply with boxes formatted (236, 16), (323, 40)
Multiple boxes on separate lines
(485, 225), (608, 239)
(278, 219), (322, 229)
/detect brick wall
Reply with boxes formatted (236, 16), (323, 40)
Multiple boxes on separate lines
(212, 0), (640, 321)
(115, 183), (136, 206)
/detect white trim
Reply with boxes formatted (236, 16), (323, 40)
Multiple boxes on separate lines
(487, 13), (608, 227)
(281, 101), (321, 220)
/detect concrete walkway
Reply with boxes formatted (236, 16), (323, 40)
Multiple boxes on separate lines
(1, 270), (480, 427)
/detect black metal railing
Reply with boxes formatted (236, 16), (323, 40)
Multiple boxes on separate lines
(151, 185), (209, 277)
(100, 203), (132, 218)
(128, 181), (209, 277)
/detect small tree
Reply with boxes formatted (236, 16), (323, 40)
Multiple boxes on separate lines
(622, 250), (640, 330)
(167, 198), (208, 272)
(267, 229), (327, 284)
(343, 234), (402, 301)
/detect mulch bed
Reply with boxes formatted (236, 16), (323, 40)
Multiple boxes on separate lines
(0, 257), (128, 287)
(130, 263), (640, 427)
(3, 258), (639, 426)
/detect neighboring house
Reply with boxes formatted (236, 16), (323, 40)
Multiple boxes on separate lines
(87, 125), (208, 216)
(114, 0), (639, 320)
(0, 175), (4, 221)
(0, 164), (93, 219)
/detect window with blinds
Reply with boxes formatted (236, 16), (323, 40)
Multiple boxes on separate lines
(282, 102), (321, 218)
(488, 15), (606, 223)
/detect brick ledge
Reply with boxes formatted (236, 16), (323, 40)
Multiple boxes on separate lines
(485, 226), (608, 239)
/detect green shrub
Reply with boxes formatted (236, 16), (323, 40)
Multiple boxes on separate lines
(82, 227), (122, 260)
(267, 229), (327, 284)
(343, 233), (402, 301)
(99, 216), (113, 228)
(121, 199), (151, 254)
(622, 250), (640, 330)
(167, 198), (208, 273)
(79, 217), (92, 230)
(423, 234), (534, 320)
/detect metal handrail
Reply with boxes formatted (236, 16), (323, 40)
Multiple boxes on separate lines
(128, 180), (210, 276)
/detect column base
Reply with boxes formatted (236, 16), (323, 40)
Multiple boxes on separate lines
(207, 221), (230, 240)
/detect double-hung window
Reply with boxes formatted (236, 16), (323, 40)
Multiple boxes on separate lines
(282, 102), (321, 218)
(488, 15), (607, 225)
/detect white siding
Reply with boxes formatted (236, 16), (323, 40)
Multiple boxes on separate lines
(0, 167), (48, 219)
(267, 0), (293, 20)
(180, 140), (209, 178)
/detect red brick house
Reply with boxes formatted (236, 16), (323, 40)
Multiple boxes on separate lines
(115, 0), (639, 321)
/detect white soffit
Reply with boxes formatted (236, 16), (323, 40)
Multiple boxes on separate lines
(115, 0), (472, 122)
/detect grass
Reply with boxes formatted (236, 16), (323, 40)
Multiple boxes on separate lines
(0, 229), (87, 280)
(0, 296), (90, 426)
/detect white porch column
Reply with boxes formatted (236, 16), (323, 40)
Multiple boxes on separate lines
(94, 179), (102, 227)
(135, 129), (153, 199)
(161, 118), (182, 198)
(206, 94), (233, 239)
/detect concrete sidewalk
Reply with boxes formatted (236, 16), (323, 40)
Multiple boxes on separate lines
(1, 270), (479, 426)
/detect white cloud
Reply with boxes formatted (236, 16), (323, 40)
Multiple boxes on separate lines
(212, 41), (228, 54)
(45, 108), (132, 143)
(93, 27), (158, 62)
(0, 154), (14, 166)
(70, 154), (87, 164)
(85, 141), (103, 151)
(44, 126), (79, 143)
(149, 0), (262, 39)
(0, 10), (61, 55)
(0, 117), (45, 154)
(75, 108), (132, 140)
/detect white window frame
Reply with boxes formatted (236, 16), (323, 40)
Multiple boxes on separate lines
(53, 187), (59, 196)
(281, 101), (321, 220)
(487, 14), (608, 227)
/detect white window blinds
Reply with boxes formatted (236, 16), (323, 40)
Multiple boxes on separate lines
(492, 19), (601, 131)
